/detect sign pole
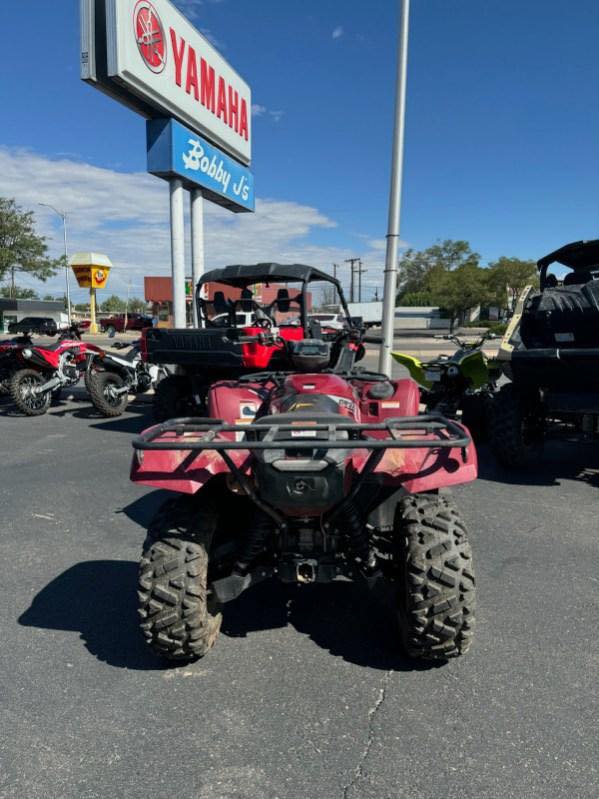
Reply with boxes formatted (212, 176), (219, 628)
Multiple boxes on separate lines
(190, 189), (205, 327)
(90, 287), (97, 334)
(379, 0), (410, 377)
(170, 178), (187, 328)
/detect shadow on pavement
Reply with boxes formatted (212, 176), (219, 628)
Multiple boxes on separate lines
(19, 560), (438, 673)
(477, 442), (599, 488)
(119, 490), (170, 528)
(18, 560), (164, 671)
(222, 578), (440, 672)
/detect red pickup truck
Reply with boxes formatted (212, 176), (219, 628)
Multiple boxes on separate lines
(100, 314), (153, 335)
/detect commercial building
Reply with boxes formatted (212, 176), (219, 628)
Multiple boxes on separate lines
(0, 299), (66, 334)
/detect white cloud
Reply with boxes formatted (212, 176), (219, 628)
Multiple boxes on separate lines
(252, 105), (284, 123)
(332, 26), (344, 40)
(0, 148), (389, 303)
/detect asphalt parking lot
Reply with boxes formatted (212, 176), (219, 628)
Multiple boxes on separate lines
(1, 375), (599, 798)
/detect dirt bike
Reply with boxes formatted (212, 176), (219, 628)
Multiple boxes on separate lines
(392, 332), (501, 438)
(0, 334), (34, 395)
(129, 263), (477, 665)
(9, 326), (102, 416)
(86, 340), (167, 417)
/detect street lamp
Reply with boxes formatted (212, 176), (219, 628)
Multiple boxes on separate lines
(379, 0), (410, 376)
(39, 203), (72, 325)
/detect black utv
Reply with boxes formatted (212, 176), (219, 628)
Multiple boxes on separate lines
(491, 239), (599, 467)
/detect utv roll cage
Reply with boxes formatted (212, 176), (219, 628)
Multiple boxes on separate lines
(195, 262), (355, 331)
(538, 240), (599, 290)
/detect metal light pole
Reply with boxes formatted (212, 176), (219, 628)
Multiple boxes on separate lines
(39, 203), (72, 325)
(190, 189), (205, 327)
(169, 180), (187, 328)
(378, 0), (410, 376)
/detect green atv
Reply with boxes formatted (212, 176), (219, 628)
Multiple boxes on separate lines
(392, 332), (501, 438)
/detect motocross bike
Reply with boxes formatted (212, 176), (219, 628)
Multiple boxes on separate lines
(130, 263), (477, 665)
(86, 340), (167, 417)
(9, 326), (102, 416)
(392, 332), (501, 438)
(0, 334), (34, 395)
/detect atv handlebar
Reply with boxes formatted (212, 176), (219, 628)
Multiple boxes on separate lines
(434, 332), (497, 349)
(132, 413), (471, 452)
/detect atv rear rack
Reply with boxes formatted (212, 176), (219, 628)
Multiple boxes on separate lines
(132, 413), (470, 452)
(133, 415), (471, 529)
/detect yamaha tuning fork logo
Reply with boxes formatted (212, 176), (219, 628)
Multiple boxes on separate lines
(134, 1), (167, 74)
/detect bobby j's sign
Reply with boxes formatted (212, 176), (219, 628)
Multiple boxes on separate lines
(147, 118), (254, 212)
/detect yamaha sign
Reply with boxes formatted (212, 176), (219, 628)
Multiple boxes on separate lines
(81, 0), (252, 165)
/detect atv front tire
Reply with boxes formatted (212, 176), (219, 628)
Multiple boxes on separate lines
(490, 383), (542, 468)
(153, 375), (193, 423)
(138, 495), (222, 662)
(89, 371), (129, 417)
(10, 369), (51, 416)
(394, 493), (475, 660)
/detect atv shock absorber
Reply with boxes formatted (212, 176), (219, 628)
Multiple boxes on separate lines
(336, 501), (370, 569)
(235, 508), (274, 574)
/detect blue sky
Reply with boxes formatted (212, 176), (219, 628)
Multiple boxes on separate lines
(1, 0), (598, 302)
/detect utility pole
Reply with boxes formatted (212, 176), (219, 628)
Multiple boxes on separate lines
(379, 0), (410, 376)
(332, 263), (338, 281)
(39, 203), (72, 325)
(124, 277), (131, 328)
(357, 259), (367, 302)
(345, 258), (360, 303)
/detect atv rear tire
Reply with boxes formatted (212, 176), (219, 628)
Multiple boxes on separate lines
(394, 493), (475, 660)
(460, 392), (491, 442)
(138, 495), (222, 662)
(10, 369), (51, 416)
(153, 375), (193, 423)
(89, 371), (129, 417)
(490, 383), (542, 468)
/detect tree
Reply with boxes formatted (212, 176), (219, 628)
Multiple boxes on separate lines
(128, 297), (148, 314)
(101, 294), (127, 313)
(426, 262), (491, 331)
(0, 285), (39, 300)
(0, 198), (60, 297)
(485, 257), (538, 312)
(397, 240), (480, 301)
(42, 294), (57, 301)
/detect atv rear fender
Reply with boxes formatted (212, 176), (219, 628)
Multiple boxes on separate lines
(130, 415), (477, 498)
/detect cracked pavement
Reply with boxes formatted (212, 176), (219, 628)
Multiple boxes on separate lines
(1, 382), (599, 799)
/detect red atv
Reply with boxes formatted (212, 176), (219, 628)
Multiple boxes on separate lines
(131, 264), (477, 664)
(9, 326), (103, 415)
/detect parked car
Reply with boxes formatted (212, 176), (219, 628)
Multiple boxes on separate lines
(308, 312), (346, 331)
(8, 317), (58, 336)
(100, 314), (152, 335)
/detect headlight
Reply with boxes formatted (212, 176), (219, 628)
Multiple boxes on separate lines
(447, 365), (460, 378)
(22, 349), (32, 359)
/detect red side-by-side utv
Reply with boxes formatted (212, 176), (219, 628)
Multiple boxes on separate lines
(131, 264), (477, 664)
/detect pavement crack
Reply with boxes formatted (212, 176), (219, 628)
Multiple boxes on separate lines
(341, 670), (392, 799)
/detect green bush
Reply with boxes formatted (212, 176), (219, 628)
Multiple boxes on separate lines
(463, 320), (507, 335)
